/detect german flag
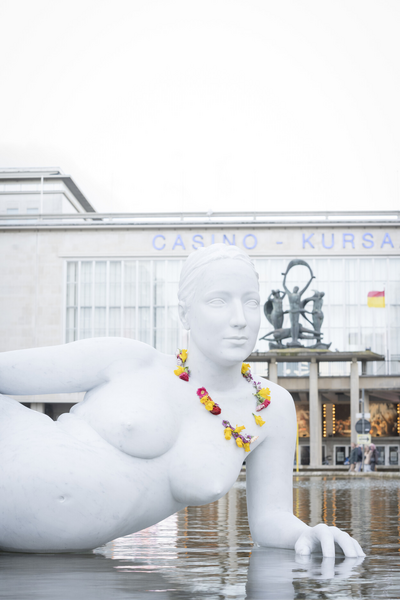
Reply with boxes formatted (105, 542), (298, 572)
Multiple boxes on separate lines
(367, 291), (385, 308)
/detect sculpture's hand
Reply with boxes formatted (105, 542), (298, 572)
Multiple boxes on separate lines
(294, 524), (365, 558)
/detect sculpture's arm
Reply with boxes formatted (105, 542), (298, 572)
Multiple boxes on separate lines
(281, 273), (290, 295)
(299, 275), (315, 297)
(0, 337), (154, 395)
(246, 386), (365, 557)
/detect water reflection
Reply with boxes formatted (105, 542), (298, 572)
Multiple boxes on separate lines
(0, 475), (399, 599)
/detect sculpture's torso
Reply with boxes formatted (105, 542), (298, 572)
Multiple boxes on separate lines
(0, 348), (269, 552)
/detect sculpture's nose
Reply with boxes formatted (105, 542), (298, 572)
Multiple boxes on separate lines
(230, 300), (246, 328)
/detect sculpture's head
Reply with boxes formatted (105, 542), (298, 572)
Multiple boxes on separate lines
(178, 244), (260, 366)
(293, 286), (299, 293)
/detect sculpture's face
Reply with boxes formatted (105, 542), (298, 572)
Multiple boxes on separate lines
(293, 286), (299, 293)
(185, 259), (260, 366)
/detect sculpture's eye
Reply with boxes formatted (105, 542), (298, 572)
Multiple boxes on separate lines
(208, 298), (225, 307)
(245, 299), (259, 308)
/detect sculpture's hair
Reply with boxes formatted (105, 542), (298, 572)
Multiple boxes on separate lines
(178, 243), (259, 308)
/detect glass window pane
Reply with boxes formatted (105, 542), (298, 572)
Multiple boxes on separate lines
(329, 259), (343, 282)
(80, 262), (92, 306)
(67, 262), (77, 284)
(374, 259), (387, 281)
(109, 307), (121, 336)
(388, 282), (400, 304)
(345, 259), (358, 282)
(138, 261), (151, 305)
(253, 259), (268, 281)
(123, 307), (136, 339)
(124, 261), (136, 307)
(66, 307), (77, 342)
(94, 307), (106, 337)
(313, 259), (328, 282)
(66, 282), (76, 307)
(109, 262), (121, 306)
(328, 283), (344, 305)
(95, 262), (107, 306)
(359, 259), (373, 282)
(138, 307), (150, 344)
(389, 258), (400, 281)
(80, 307), (92, 339)
(154, 261), (166, 306)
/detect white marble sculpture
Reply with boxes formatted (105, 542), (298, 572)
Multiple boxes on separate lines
(0, 244), (365, 556)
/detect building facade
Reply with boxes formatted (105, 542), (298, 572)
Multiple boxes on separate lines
(1, 173), (399, 467)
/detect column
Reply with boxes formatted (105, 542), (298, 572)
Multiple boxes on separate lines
(269, 359), (278, 383)
(309, 359), (322, 467)
(350, 358), (360, 444)
(30, 402), (45, 413)
(363, 391), (370, 414)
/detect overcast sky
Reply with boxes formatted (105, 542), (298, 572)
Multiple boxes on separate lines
(1, 0), (399, 214)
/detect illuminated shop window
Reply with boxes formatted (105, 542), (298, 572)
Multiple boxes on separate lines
(370, 402), (399, 437)
(295, 403), (309, 438)
(332, 405), (351, 437)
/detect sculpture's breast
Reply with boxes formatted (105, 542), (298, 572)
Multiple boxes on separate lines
(71, 374), (180, 460)
(168, 407), (248, 506)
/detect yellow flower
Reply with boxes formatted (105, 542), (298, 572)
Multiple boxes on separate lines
(180, 349), (188, 363)
(254, 414), (265, 427)
(224, 428), (232, 440)
(244, 443), (250, 453)
(236, 437), (243, 448)
(241, 363), (250, 374)
(205, 400), (214, 411)
(200, 395), (209, 404)
(174, 366), (184, 377)
(258, 388), (271, 400)
(234, 425), (245, 434)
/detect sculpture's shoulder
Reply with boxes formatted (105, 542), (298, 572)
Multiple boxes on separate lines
(70, 336), (160, 374)
(94, 337), (157, 361)
(262, 379), (296, 430)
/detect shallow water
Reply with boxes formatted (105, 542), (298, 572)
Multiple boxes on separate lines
(1, 475), (400, 599)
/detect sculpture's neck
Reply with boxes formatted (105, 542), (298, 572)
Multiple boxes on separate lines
(186, 343), (243, 393)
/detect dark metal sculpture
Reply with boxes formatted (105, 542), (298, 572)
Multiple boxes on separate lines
(260, 259), (331, 350)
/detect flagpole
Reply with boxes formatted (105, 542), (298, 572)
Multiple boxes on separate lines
(384, 287), (390, 374)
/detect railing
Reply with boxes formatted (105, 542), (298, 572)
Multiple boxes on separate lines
(0, 210), (399, 226)
(251, 360), (400, 378)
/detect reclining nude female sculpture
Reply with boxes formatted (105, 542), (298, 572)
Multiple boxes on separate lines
(0, 244), (364, 557)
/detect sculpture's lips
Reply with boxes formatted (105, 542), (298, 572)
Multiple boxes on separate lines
(224, 336), (248, 341)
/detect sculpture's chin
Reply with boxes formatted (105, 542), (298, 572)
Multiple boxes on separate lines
(216, 345), (254, 366)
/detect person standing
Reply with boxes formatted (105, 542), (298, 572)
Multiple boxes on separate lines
(349, 443), (358, 473)
(349, 443), (362, 473)
(364, 445), (372, 472)
(370, 443), (377, 471)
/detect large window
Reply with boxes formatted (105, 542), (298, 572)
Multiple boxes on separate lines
(66, 259), (184, 353)
(66, 256), (400, 366)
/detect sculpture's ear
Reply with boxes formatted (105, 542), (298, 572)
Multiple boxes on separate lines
(178, 301), (190, 330)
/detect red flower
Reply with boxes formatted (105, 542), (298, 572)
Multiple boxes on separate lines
(256, 399), (271, 411)
(179, 372), (189, 382)
(197, 387), (208, 397)
(210, 404), (221, 415)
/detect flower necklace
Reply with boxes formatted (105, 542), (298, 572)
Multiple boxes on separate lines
(174, 349), (271, 453)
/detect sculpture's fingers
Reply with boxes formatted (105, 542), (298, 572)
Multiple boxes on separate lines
(313, 524), (335, 557)
(330, 527), (358, 557)
(350, 537), (366, 557)
(294, 532), (312, 556)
